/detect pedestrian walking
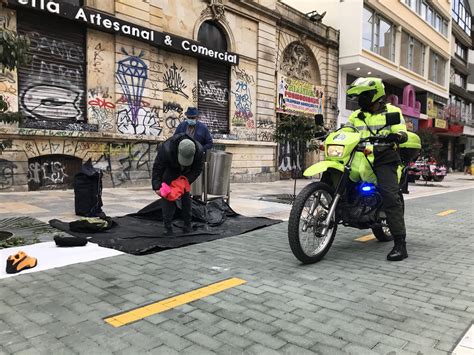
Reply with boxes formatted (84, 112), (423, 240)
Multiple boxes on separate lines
(463, 154), (471, 175)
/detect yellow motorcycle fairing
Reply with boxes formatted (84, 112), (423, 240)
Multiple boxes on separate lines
(303, 160), (344, 177)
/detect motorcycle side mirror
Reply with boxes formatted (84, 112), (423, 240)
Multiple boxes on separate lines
(314, 114), (324, 126)
(385, 112), (401, 126)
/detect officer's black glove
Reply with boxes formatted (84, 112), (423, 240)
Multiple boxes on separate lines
(386, 133), (402, 143)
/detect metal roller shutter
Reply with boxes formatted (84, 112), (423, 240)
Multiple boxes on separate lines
(198, 60), (230, 134)
(17, 10), (86, 123)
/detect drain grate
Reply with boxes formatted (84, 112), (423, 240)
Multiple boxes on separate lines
(259, 194), (296, 205)
(0, 217), (69, 247)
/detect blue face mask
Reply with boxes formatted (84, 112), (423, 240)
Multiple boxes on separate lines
(186, 119), (197, 126)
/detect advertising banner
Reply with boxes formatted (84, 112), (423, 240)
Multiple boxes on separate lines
(276, 75), (324, 115)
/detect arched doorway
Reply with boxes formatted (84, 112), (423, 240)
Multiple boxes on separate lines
(197, 21), (230, 134)
(277, 42), (322, 178)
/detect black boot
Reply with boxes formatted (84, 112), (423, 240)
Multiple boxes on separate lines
(182, 223), (192, 234)
(387, 235), (408, 261)
(164, 225), (174, 236)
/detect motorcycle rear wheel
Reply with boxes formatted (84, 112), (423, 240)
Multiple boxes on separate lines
(433, 176), (444, 182)
(288, 182), (337, 264)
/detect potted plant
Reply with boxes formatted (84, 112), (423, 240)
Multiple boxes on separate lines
(0, 1), (30, 150)
(273, 113), (323, 198)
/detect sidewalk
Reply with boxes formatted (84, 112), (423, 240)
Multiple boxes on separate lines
(0, 173), (473, 223)
(0, 183), (473, 354)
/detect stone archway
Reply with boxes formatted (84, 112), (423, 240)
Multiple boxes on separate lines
(277, 42), (323, 178)
(280, 42), (321, 85)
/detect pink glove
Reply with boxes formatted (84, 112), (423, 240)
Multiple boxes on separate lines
(159, 182), (171, 198)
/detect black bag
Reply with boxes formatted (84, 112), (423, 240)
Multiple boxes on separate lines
(74, 159), (103, 217)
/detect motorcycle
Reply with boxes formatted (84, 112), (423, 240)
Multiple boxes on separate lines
(420, 158), (447, 182)
(406, 160), (423, 182)
(288, 113), (421, 264)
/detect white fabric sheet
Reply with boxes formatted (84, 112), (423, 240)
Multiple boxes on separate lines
(0, 241), (123, 279)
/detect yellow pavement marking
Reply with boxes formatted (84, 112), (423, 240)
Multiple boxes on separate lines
(436, 209), (457, 216)
(104, 277), (246, 327)
(355, 234), (376, 242)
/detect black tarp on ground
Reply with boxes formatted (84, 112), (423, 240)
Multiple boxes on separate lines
(49, 198), (281, 255)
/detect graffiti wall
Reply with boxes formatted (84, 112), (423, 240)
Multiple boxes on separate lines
(0, 158), (17, 190)
(230, 63), (257, 140)
(162, 53), (197, 136)
(87, 30), (116, 132)
(0, 138), (161, 190)
(114, 41), (163, 137)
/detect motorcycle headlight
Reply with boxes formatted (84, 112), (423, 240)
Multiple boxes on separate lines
(327, 145), (344, 157)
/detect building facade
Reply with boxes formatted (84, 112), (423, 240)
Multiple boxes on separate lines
(0, 0), (339, 191)
(284, 0), (473, 168)
(451, 0), (474, 166)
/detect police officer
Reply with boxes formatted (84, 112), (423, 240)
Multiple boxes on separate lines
(346, 77), (408, 261)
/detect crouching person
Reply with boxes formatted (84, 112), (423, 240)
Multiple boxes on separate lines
(152, 133), (204, 236)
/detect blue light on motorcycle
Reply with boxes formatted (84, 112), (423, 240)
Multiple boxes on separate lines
(360, 183), (375, 194)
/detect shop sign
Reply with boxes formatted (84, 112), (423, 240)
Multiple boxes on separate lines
(434, 118), (447, 129)
(405, 117), (419, 132)
(10, 0), (239, 65)
(427, 97), (437, 117)
(276, 75), (324, 115)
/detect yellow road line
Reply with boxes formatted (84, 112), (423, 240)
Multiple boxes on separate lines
(355, 234), (376, 242)
(436, 209), (457, 216)
(104, 277), (246, 327)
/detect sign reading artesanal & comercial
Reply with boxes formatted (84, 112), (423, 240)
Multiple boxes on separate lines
(9, 0), (239, 65)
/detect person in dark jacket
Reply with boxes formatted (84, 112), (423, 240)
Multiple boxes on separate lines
(152, 133), (204, 235)
(175, 107), (213, 151)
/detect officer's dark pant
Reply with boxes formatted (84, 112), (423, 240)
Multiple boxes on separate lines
(162, 192), (191, 229)
(374, 163), (406, 237)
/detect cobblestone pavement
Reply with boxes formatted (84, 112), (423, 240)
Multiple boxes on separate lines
(0, 177), (473, 354)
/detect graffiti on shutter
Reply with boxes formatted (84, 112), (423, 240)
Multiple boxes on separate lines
(198, 60), (230, 134)
(17, 10), (86, 124)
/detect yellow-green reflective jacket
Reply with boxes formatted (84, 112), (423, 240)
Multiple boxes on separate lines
(345, 104), (407, 138)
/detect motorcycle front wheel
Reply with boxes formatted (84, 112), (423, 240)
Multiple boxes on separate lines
(288, 182), (337, 264)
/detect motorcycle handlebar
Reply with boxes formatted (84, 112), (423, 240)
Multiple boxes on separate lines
(360, 135), (392, 144)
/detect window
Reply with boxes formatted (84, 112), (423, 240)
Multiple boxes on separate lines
(442, 20), (448, 36)
(429, 51), (446, 85)
(405, 0), (449, 37)
(450, 67), (467, 88)
(420, 1), (427, 19)
(455, 41), (467, 61)
(426, 7), (433, 24)
(362, 7), (374, 51)
(362, 6), (395, 61)
(452, 0), (472, 35)
(401, 32), (425, 76)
